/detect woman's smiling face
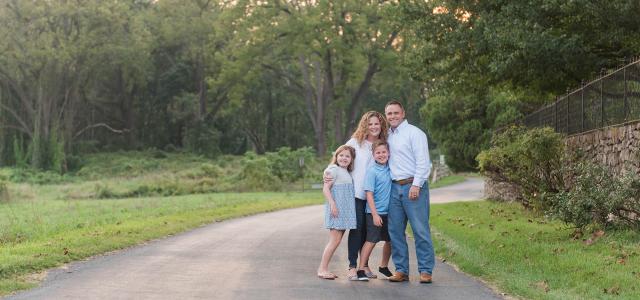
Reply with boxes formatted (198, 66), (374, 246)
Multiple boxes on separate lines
(367, 116), (382, 138)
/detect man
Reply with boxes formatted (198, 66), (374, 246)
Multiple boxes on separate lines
(385, 100), (434, 283)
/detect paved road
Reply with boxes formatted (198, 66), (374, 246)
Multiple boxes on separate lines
(431, 177), (484, 204)
(8, 179), (499, 300)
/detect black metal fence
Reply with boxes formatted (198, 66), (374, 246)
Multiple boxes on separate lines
(523, 58), (640, 135)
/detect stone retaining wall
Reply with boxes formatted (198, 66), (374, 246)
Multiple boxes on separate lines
(565, 121), (640, 175)
(485, 120), (640, 201)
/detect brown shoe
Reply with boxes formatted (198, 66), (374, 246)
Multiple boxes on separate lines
(420, 273), (433, 284)
(388, 272), (409, 282)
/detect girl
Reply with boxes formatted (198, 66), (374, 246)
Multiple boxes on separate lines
(317, 145), (357, 279)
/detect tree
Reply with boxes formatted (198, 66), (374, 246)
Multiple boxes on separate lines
(397, 0), (640, 169)
(0, 0), (150, 169)
(234, 0), (403, 155)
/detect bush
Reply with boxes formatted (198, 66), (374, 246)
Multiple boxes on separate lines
(264, 147), (315, 182)
(477, 126), (565, 210)
(551, 162), (640, 230)
(238, 152), (282, 191)
(94, 183), (115, 199)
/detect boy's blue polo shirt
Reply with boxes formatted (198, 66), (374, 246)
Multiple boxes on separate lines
(363, 162), (391, 215)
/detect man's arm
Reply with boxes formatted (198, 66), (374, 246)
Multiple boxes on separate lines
(409, 129), (431, 200)
(411, 129), (431, 188)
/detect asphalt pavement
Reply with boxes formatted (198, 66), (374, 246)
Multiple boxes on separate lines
(7, 178), (501, 300)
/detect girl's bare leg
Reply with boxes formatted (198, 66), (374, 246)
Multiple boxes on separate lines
(318, 229), (345, 276)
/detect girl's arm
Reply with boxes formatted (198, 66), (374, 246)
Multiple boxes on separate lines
(323, 181), (339, 218)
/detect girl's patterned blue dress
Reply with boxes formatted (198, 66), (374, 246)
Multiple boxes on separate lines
(324, 165), (357, 230)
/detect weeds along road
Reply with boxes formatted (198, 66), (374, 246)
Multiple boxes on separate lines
(8, 178), (500, 300)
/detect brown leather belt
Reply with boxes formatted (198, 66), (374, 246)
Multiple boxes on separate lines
(392, 177), (414, 185)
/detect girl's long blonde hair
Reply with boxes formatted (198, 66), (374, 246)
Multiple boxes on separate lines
(351, 111), (388, 146)
(330, 145), (356, 172)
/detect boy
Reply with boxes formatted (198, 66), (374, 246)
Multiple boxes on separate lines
(356, 140), (393, 281)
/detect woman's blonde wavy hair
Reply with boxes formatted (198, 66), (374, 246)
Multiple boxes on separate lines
(351, 111), (388, 146)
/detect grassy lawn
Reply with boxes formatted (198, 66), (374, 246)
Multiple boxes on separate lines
(431, 201), (640, 300)
(430, 175), (467, 189)
(0, 192), (323, 296)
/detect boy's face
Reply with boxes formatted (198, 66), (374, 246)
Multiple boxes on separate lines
(373, 145), (389, 165)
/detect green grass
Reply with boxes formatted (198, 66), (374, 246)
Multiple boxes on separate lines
(431, 201), (640, 299)
(0, 192), (323, 295)
(0, 149), (469, 296)
(430, 175), (467, 189)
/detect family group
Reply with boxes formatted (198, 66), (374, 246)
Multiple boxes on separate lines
(317, 100), (434, 284)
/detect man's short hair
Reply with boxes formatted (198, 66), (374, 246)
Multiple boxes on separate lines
(385, 100), (404, 111)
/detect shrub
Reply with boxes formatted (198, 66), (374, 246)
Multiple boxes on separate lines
(551, 162), (640, 230)
(477, 126), (565, 210)
(94, 183), (115, 199)
(65, 154), (85, 172)
(238, 152), (282, 191)
(264, 147), (315, 182)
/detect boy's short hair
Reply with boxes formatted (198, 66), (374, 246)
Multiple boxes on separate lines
(372, 140), (389, 153)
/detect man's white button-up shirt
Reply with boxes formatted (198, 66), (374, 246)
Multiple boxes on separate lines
(387, 119), (431, 187)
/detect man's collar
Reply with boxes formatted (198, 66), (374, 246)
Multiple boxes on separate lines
(391, 119), (409, 132)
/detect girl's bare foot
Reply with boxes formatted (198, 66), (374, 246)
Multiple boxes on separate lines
(317, 271), (337, 279)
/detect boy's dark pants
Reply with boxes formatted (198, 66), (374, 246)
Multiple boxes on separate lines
(348, 198), (367, 268)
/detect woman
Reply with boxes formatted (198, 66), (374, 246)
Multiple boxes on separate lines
(344, 111), (392, 280)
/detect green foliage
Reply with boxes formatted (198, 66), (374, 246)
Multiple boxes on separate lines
(12, 136), (28, 169)
(552, 162), (640, 230)
(238, 152), (283, 192)
(264, 147), (315, 182)
(423, 86), (524, 171)
(399, 0), (640, 95)
(477, 126), (565, 210)
(183, 120), (221, 158)
(0, 180), (8, 202)
(48, 131), (65, 174)
(8, 169), (68, 185)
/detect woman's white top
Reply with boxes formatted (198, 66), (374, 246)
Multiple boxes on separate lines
(346, 137), (374, 200)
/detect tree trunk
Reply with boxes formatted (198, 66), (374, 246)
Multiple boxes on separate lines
(196, 54), (207, 121)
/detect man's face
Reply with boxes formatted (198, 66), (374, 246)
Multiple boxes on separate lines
(385, 104), (405, 129)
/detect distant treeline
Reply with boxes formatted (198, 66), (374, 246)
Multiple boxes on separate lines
(1, 1), (638, 172)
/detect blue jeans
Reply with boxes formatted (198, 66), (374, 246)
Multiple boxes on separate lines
(388, 182), (434, 275)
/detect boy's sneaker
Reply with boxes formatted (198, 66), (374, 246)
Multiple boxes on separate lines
(356, 270), (369, 281)
(378, 267), (393, 278)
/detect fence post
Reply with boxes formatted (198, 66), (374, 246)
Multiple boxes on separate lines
(581, 80), (585, 132)
(600, 69), (605, 127)
(566, 89), (570, 134)
(624, 59), (629, 121)
(552, 97), (556, 131)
